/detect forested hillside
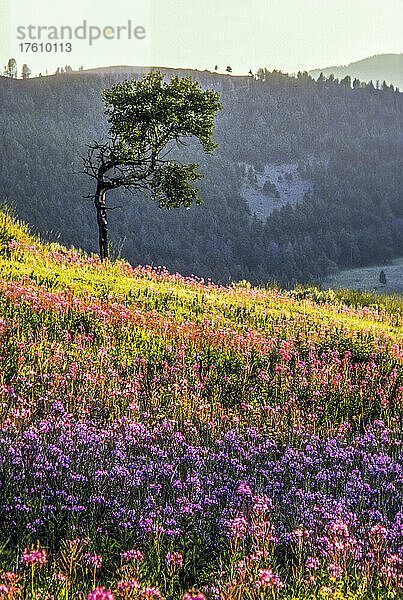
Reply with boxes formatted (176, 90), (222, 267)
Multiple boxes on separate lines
(309, 53), (403, 92)
(0, 66), (402, 285)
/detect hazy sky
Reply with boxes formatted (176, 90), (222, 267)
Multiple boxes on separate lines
(0, 0), (401, 76)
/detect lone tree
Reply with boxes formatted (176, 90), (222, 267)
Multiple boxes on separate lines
(21, 64), (31, 79)
(5, 58), (17, 78)
(379, 270), (387, 285)
(83, 71), (222, 260)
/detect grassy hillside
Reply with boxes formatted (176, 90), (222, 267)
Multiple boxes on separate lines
(0, 210), (402, 599)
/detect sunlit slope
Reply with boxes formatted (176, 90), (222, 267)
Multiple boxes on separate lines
(0, 208), (402, 432)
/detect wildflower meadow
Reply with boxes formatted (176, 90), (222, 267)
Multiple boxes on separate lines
(0, 209), (402, 599)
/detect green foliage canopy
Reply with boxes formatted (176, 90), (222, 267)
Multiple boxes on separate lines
(98, 71), (223, 208)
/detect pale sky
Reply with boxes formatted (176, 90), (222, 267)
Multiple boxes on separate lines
(0, 0), (402, 76)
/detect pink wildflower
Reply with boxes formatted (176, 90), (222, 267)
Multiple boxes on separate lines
(118, 580), (139, 590)
(292, 527), (308, 539)
(237, 482), (252, 495)
(306, 557), (320, 570)
(327, 563), (343, 579)
(88, 589), (114, 600)
(85, 554), (102, 569)
(139, 587), (162, 599)
(236, 559), (247, 576)
(121, 549), (144, 562)
(370, 524), (388, 538)
(21, 549), (47, 566)
(253, 496), (272, 514)
(321, 587), (333, 595)
(166, 552), (183, 568)
(256, 569), (284, 589)
(228, 516), (247, 538)
(330, 519), (349, 538)
(182, 593), (206, 600)
(0, 584), (13, 597)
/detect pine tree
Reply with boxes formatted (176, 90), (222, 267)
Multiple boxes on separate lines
(5, 58), (17, 78)
(21, 64), (31, 79)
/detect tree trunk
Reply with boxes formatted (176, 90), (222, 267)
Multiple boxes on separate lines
(94, 182), (109, 260)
